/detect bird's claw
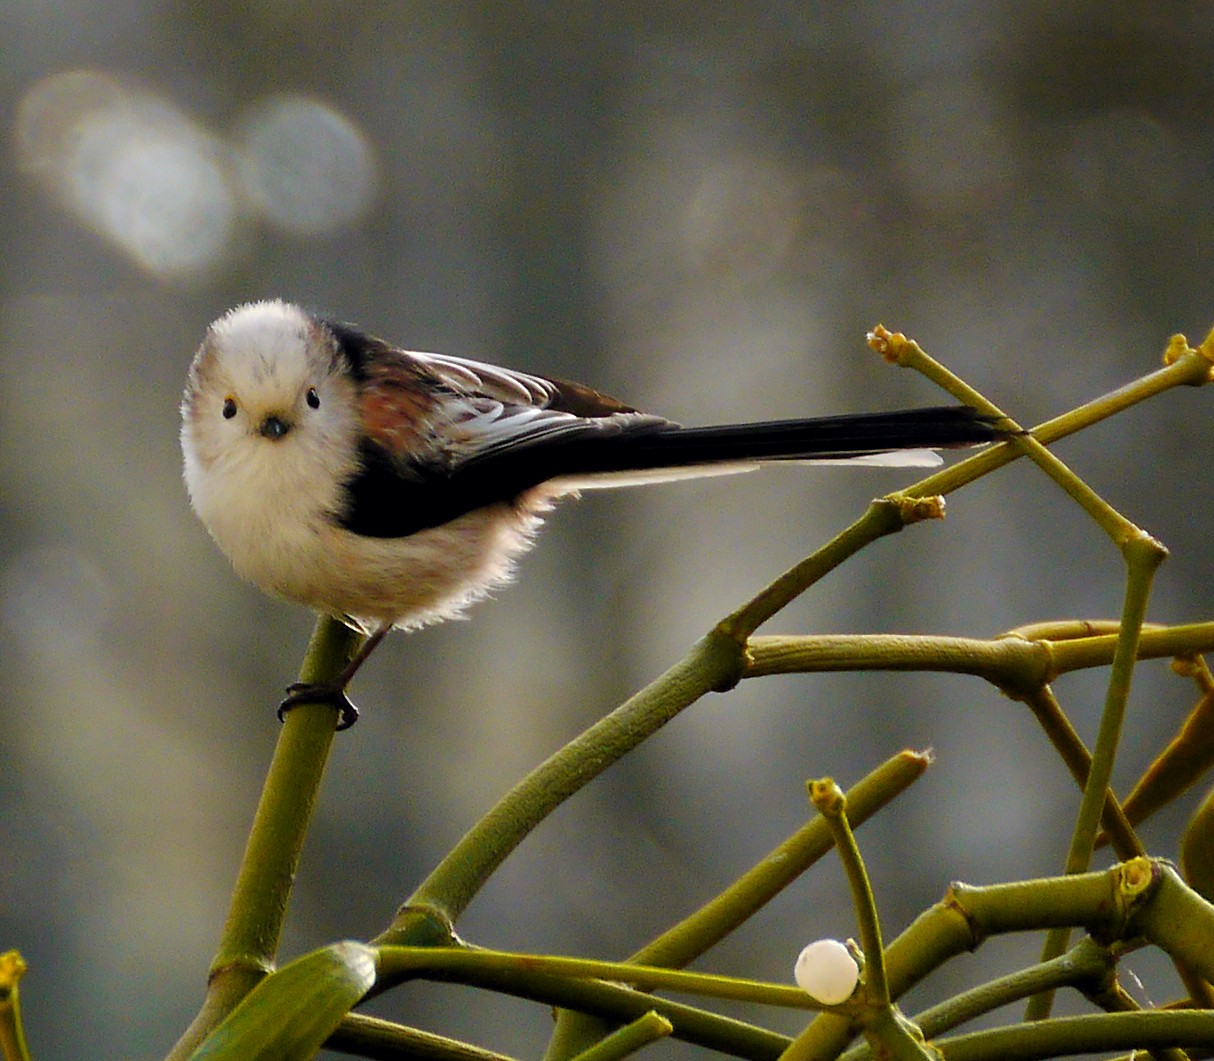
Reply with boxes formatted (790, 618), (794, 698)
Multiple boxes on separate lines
(278, 682), (360, 730)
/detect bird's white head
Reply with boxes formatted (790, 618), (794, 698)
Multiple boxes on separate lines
(183, 300), (352, 453)
(181, 300), (364, 565)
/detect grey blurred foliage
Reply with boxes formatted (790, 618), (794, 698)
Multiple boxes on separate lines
(2, 3), (1214, 1058)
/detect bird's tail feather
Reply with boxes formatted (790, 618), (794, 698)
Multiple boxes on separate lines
(549, 406), (996, 489)
(608, 406), (994, 466)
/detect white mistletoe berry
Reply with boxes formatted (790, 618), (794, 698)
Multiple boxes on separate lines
(794, 939), (860, 1004)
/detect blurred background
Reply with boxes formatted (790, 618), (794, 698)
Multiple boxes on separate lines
(3, 2), (1214, 1057)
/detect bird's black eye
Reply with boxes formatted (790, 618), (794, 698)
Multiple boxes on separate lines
(222, 397), (238, 420)
(306, 387), (320, 409)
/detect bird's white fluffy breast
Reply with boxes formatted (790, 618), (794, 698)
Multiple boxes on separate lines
(183, 382), (359, 609)
(301, 501), (550, 632)
(187, 420), (549, 630)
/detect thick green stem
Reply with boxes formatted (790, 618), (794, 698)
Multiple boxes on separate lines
(373, 946), (794, 1059)
(1027, 534), (1166, 1020)
(326, 1013), (518, 1061)
(567, 1012), (673, 1061)
(907, 937), (1116, 1045)
(164, 615), (360, 1061)
(722, 498), (912, 638)
(809, 779), (889, 1005)
(376, 946), (813, 1009)
(937, 1009), (1214, 1060)
(745, 624), (1214, 685)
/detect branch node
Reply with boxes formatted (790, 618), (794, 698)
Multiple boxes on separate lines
(1164, 329), (1214, 384)
(893, 494), (947, 524)
(866, 323), (914, 365)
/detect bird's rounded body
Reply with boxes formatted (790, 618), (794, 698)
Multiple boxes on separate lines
(182, 300), (557, 632)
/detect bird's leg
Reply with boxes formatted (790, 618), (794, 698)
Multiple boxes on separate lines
(277, 625), (391, 730)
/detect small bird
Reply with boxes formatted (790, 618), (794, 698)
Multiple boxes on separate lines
(182, 300), (999, 728)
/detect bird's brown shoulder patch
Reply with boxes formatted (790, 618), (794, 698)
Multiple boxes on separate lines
(358, 356), (445, 456)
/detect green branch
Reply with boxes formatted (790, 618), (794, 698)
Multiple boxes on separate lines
(377, 945), (814, 1009)
(371, 945), (794, 1059)
(567, 1012), (673, 1061)
(1028, 533), (1167, 1020)
(937, 1009), (1214, 1060)
(166, 615), (361, 1061)
(808, 779), (888, 1005)
(327, 1013), (519, 1061)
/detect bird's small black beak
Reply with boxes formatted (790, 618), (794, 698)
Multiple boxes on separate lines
(260, 415), (291, 440)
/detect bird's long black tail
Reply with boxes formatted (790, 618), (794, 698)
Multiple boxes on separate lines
(603, 405), (998, 467)
(344, 405), (1004, 537)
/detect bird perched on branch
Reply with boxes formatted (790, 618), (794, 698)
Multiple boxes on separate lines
(182, 299), (999, 728)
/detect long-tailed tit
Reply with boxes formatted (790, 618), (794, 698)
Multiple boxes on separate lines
(182, 300), (1000, 728)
